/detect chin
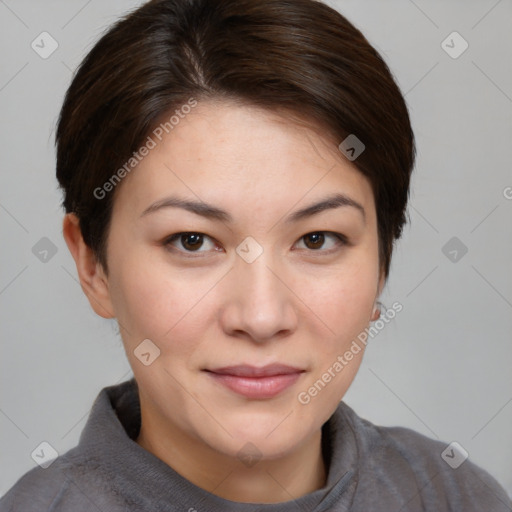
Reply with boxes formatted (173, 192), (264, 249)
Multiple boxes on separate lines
(207, 413), (312, 459)
(213, 430), (302, 463)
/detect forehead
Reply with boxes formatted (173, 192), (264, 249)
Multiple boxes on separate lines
(111, 101), (374, 221)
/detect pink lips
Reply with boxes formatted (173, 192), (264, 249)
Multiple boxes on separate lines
(204, 364), (304, 399)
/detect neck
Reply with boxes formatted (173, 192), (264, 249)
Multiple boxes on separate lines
(136, 405), (327, 503)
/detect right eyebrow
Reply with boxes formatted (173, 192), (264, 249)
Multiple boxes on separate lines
(140, 196), (232, 222)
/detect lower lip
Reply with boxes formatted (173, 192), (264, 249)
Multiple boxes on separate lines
(206, 371), (303, 399)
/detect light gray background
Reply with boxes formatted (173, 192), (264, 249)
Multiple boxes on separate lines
(1, 0), (511, 499)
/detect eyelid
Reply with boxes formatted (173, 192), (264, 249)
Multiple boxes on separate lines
(163, 230), (349, 256)
(292, 231), (348, 252)
(164, 232), (221, 256)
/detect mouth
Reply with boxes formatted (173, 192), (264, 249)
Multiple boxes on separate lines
(203, 364), (305, 399)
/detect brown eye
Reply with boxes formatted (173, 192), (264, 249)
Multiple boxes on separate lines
(295, 231), (347, 252)
(303, 232), (325, 250)
(165, 232), (217, 253)
(180, 233), (204, 251)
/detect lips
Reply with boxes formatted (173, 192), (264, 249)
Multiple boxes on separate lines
(204, 364), (305, 399)
(206, 364), (303, 378)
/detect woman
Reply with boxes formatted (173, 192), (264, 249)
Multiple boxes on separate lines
(1, 0), (510, 510)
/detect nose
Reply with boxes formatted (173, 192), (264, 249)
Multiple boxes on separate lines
(219, 253), (298, 343)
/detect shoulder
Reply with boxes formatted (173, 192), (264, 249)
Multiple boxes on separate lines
(0, 457), (75, 512)
(0, 380), (143, 512)
(0, 448), (126, 512)
(337, 402), (512, 511)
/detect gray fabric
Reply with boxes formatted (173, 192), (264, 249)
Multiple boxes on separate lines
(1, 379), (510, 511)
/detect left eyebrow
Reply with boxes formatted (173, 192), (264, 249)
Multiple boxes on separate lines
(139, 192), (365, 223)
(284, 193), (366, 224)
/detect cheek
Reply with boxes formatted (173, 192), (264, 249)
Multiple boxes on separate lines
(306, 257), (378, 333)
(108, 255), (220, 353)
(294, 262), (376, 410)
(296, 252), (378, 401)
(110, 273), (175, 342)
(108, 232), (379, 356)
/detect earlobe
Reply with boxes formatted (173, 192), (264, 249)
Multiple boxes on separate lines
(62, 213), (115, 319)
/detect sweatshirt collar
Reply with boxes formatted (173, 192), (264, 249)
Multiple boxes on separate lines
(78, 378), (359, 512)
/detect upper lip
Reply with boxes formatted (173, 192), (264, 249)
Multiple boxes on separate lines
(205, 364), (304, 377)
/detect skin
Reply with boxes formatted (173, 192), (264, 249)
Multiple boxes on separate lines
(63, 100), (384, 504)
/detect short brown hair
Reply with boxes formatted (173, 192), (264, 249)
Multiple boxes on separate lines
(56, 0), (415, 278)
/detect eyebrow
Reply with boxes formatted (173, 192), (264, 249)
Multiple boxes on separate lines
(140, 192), (365, 223)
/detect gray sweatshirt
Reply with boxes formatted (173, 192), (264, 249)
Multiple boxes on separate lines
(1, 379), (510, 511)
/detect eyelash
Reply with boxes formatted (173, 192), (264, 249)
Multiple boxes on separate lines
(162, 231), (349, 257)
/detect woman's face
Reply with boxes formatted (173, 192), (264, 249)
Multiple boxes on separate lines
(101, 100), (382, 460)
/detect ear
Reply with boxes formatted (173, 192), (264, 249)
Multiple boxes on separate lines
(62, 213), (115, 319)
